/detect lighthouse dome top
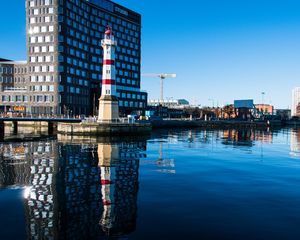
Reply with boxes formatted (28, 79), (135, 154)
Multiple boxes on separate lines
(101, 26), (118, 47)
(105, 26), (113, 36)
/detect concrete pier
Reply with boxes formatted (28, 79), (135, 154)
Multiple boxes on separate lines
(57, 122), (152, 136)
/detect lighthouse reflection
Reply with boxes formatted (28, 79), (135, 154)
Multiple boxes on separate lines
(6, 136), (146, 239)
(98, 140), (141, 236)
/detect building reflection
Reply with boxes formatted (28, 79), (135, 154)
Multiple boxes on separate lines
(0, 143), (30, 187)
(24, 140), (59, 240)
(290, 129), (300, 156)
(222, 129), (273, 147)
(0, 136), (147, 239)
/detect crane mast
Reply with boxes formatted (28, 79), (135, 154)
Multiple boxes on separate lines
(142, 73), (177, 104)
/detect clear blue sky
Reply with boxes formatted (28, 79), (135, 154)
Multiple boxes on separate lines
(1, 0), (300, 108)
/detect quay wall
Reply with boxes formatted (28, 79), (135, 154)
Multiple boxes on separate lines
(57, 122), (152, 136)
(4, 121), (49, 127)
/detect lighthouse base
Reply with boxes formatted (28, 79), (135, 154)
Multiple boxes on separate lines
(98, 95), (119, 122)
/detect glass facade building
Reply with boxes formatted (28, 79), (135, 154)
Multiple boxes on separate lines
(0, 0), (147, 116)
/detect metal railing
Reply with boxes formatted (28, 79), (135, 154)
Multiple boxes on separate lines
(0, 112), (83, 120)
(84, 117), (136, 124)
(0, 112), (140, 124)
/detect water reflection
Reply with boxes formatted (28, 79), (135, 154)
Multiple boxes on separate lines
(1, 128), (300, 239)
(98, 140), (142, 236)
(290, 128), (300, 156)
(4, 124), (49, 136)
(221, 129), (274, 147)
(0, 136), (147, 239)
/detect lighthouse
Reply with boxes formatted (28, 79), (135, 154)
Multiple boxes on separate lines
(98, 26), (119, 122)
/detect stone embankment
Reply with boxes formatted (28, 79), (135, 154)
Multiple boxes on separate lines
(57, 122), (152, 136)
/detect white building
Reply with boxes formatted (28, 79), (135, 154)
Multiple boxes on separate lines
(292, 87), (300, 116)
(148, 99), (190, 108)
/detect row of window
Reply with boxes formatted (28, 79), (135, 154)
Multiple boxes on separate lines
(30, 35), (54, 43)
(29, 0), (53, 7)
(29, 45), (55, 53)
(30, 65), (55, 73)
(65, 0), (139, 30)
(0, 95), (50, 103)
(0, 67), (27, 76)
(29, 15), (54, 24)
(66, 11), (139, 39)
(1, 95), (28, 102)
(119, 92), (146, 100)
(59, 85), (89, 96)
(66, 43), (139, 66)
(14, 77), (26, 83)
(66, 18), (139, 45)
(0, 76), (13, 83)
(0, 67), (13, 74)
(30, 55), (54, 63)
(66, 77), (89, 86)
(30, 75), (54, 82)
(67, 67), (87, 77)
(116, 78), (138, 86)
(14, 67), (27, 74)
(119, 100), (145, 108)
(28, 25), (54, 35)
(30, 85), (54, 92)
(28, 7), (54, 16)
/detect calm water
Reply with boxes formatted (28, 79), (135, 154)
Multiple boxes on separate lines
(1, 128), (300, 240)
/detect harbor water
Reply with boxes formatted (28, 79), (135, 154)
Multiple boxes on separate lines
(0, 128), (300, 239)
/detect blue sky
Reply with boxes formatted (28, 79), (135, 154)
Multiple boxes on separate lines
(1, 0), (300, 108)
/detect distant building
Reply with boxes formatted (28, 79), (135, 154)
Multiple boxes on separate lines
(255, 104), (274, 115)
(292, 87), (300, 116)
(233, 99), (255, 120)
(148, 99), (189, 108)
(274, 109), (291, 120)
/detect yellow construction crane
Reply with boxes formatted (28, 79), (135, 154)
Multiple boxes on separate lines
(142, 73), (177, 104)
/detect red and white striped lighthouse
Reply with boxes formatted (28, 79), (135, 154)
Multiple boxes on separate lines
(98, 26), (119, 122)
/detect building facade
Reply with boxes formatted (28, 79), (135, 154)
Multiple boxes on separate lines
(0, 60), (28, 113)
(254, 104), (274, 115)
(148, 99), (190, 108)
(292, 87), (300, 117)
(0, 0), (147, 116)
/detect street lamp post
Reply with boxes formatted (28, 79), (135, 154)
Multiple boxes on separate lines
(261, 92), (265, 118)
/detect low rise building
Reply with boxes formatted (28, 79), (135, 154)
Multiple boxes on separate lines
(148, 99), (189, 108)
(0, 60), (28, 113)
(274, 109), (291, 120)
(255, 104), (274, 115)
